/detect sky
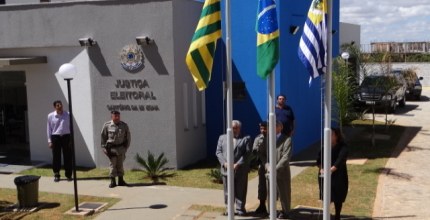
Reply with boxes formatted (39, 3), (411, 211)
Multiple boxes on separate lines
(340, 0), (430, 45)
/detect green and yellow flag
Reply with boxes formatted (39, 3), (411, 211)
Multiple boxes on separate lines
(256, 0), (279, 79)
(186, 0), (221, 91)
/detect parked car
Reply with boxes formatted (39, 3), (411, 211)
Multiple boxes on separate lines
(394, 69), (424, 100)
(355, 74), (407, 113)
(406, 77), (423, 100)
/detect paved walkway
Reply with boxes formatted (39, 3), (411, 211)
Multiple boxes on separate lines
(372, 88), (430, 219)
(0, 165), (307, 220)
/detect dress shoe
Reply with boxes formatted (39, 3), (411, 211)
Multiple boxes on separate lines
(277, 212), (290, 219)
(255, 204), (268, 214)
(66, 176), (73, 181)
(54, 175), (60, 182)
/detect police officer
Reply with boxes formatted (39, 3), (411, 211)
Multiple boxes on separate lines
(252, 121), (268, 215)
(101, 111), (131, 188)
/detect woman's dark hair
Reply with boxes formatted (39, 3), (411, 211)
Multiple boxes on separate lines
(331, 127), (345, 145)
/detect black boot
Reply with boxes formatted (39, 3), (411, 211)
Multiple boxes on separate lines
(109, 177), (116, 188)
(255, 200), (267, 214)
(118, 176), (128, 186)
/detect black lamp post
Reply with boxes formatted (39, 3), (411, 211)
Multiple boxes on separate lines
(58, 63), (79, 212)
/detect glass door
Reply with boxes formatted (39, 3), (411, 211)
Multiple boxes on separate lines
(0, 71), (29, 164)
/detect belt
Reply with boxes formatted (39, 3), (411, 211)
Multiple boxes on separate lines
(52, 134), (70, 137)
(109, 143), (124, 148)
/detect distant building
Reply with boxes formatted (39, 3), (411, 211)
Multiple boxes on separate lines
(370, 42), (430, 54)
(339, 22), (360, 49)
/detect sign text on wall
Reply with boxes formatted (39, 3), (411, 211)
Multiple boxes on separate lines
(107, 79), (159, 112)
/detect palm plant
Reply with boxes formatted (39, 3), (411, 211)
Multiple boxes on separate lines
(135, 151), (174, 183)
(332, 58), (359, 135)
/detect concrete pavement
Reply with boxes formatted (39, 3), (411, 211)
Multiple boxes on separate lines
(372, 88), (430, 219)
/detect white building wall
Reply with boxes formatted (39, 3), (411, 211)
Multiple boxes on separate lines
(340, 22), (361, 49)
(0, 47), (95, 167)
(172, 0), (207, 168)
(0, 0), (206, 169)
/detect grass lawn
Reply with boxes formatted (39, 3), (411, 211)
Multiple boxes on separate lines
(0, 188), (119, 220)
(290, 121), (405, 219)
(19, 159), (258, 190)
(13, 119), (404, 219)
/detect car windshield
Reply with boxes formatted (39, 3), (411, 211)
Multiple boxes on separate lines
(361, 76), (391, 87)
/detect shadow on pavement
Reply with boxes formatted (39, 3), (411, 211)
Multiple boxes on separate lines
(375, 168), (412, 181)
(289, 206), (375, 220)
(106, 204), (167, 211)
(394, 104), (419, 115)
(76, 176), (110, 181)
(127, 182), (166, 187)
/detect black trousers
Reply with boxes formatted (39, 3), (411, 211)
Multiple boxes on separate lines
(257, 163), (267, 201)
(51, 134), (72, 178)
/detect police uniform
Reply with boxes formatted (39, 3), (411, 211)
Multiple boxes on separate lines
(252, 133), (268, 214)
(101, 119), (131, 187)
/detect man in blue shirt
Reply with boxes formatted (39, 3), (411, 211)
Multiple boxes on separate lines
(47, 100), (72, 182)
(275, 94), (295, 136)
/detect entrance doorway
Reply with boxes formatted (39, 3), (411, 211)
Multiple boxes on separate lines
(0, 71), (30, 165)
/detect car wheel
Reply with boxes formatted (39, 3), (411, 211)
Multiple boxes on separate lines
(399, 95), (406, 107)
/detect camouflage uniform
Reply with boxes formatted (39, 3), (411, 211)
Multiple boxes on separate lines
(101, 120), (131, 178)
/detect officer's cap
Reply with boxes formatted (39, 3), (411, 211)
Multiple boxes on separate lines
(111, 110), (120, 115)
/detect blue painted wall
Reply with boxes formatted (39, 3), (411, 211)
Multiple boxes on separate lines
(206, 0), (340, 158)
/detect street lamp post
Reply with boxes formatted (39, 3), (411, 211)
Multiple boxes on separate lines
(341, 51), (350, 66)
(58, 63), (79, 212)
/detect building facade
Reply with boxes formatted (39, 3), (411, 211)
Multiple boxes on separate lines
(0, 0), (340, 169)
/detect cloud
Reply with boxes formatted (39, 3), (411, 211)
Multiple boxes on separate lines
(341, 0), (430, 44)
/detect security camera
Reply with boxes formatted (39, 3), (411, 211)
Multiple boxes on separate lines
(78, 38), (96, 47)
(136, 36), (154, 46)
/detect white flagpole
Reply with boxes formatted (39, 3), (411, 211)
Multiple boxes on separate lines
(323, 0), (333, 219)
(268, 73), (277, 220)
(225, 0), (234, 219)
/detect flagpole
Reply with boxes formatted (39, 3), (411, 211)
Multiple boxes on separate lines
(225, 0), (234, 219)
(268, 73), (277, 220)
(323, 0), (333, 219)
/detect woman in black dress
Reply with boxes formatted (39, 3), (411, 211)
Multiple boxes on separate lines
(317, 127), (348, 220)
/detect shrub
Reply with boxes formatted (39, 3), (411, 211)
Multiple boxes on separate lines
(135, 151), (174, 183)
(206, 168), (223, 184)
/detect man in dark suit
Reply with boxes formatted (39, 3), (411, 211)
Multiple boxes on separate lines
(274, 120), (292, 219)
(216, 120), (251, 216)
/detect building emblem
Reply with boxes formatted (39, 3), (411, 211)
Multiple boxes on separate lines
(120, 44), (144, 72)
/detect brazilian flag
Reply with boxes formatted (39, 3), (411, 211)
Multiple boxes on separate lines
(256, 0), (279, 79)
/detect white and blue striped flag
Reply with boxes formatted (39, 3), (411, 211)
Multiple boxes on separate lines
(298, 0), (327, 83)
